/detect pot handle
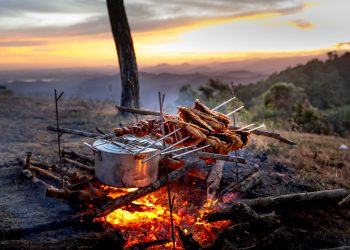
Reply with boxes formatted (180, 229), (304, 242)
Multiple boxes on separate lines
(83, 142), (102, 161)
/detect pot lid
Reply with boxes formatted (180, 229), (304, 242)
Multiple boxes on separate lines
(93, 137), (159, 154)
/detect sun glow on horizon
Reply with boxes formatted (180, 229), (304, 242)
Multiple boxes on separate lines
(0, 0), (349, 69)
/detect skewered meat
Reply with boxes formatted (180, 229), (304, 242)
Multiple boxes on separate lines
(194, 99), (230, 126)
(112, 100), (250, 156)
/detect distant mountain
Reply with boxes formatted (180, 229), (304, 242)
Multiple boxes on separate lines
(141, 54), (327, 75)
(2, 70), (266, 110)
(235, 52), (350, 110)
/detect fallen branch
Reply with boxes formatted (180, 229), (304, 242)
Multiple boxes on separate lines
(47, 126), (100, 138)
(231, 126), (296, 145)
(63, 157), (95, 172)
(116, 105), (165, 116)
(235, 170), (262, 193)
(218, 167), (259, 197)
(206, 160), (225, 199)
(203, 202), (277, 224)
(66, 177), (97, 191)
(240, 189), (348, 211)
(46, 186), (108, 205)
(28, 165), (61, 182)
(62, 149), (94, 164)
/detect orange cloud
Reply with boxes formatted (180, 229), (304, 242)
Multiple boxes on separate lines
(288, 19), (314, 29)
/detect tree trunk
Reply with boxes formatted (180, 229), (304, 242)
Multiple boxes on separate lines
(107, 0), (139, 115)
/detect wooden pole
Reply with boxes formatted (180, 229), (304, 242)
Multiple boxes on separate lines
(107, 0), (139, 115)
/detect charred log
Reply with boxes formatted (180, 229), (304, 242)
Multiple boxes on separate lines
(176, 226), (202, 250)
(125, 239), (170, 250)
(240, 189), (349, 211)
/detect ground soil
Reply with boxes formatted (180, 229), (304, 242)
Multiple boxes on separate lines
(1, 93), (349, 249)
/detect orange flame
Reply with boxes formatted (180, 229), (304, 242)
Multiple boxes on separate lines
(95, 183), (234, 249)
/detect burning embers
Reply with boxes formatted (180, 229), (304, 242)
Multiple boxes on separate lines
(95, 184), (232, 249)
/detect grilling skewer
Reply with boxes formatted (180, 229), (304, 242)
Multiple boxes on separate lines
(142, 136), (191, 164)
(172, 144), (212, 159)
(236, 123), (255, 131)
(226, 105), (244, 116)
(211, 96), (236, 111)
(160, 145), (196, 156)
(247, 124), (265, 132)
(133, 128), (182, 156)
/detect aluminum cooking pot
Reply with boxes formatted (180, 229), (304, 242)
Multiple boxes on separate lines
(91, 138), (160, 188)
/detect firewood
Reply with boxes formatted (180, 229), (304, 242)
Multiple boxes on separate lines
(203, 202), (278, 224)
(208, 215), (280, 250)
(63, 157), (95, 172)
(30, 160), (58, 171)
(66, 177), (97, 191)
(159, 156), (209, 180)
(206, 160), (225, 199)
(46, 187), (109, 205)
(218, 167), (259, 197)
(231, 126), (296, 145)
(175, 226), (202, 250)
(125, 239), (170, 250)
(93, 159), (203, 217)
(28, 165), (61, 182)
(116, 105), (165, 116)
(62, 149), (94, 164)
(47, 126), (100, 138)
(240, 189), (349, 211)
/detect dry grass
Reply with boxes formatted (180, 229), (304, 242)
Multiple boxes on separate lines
(250, 130), (350, 190)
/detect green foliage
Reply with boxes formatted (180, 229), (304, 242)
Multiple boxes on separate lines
(263, 82), (305, 116)
(176, 79), (248, 121)
(324, 105), (350, 136)
(176, 53), (350, 136)
(235, 52), (350, 110)
(292, 98), (328, 134)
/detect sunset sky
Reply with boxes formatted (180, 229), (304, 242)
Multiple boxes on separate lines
(0, 0), (349, 69)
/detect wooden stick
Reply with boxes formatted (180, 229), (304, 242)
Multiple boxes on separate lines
(194, 152), (247, 164)
(116, 105), (164, 116)
(46, 186), (108, 205)
(63, 157), (95, 172)
(66, 177), (97, 191)
(203, 202), (278, 223)
(29, 165), (61, 182)
(231, 126), (296, 145)
(94, 159), (203, 217)
(62, 149), (94, 164)
(218, 167), (259, 197)
(47, 126), (100, 138)
(206, 160), (225, 199)
(240, 189), (348, 211)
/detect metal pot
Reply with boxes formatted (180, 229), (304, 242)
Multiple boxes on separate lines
(91, 139), (160, 188)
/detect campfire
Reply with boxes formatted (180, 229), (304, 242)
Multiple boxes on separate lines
(9, 97), (349, 250)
